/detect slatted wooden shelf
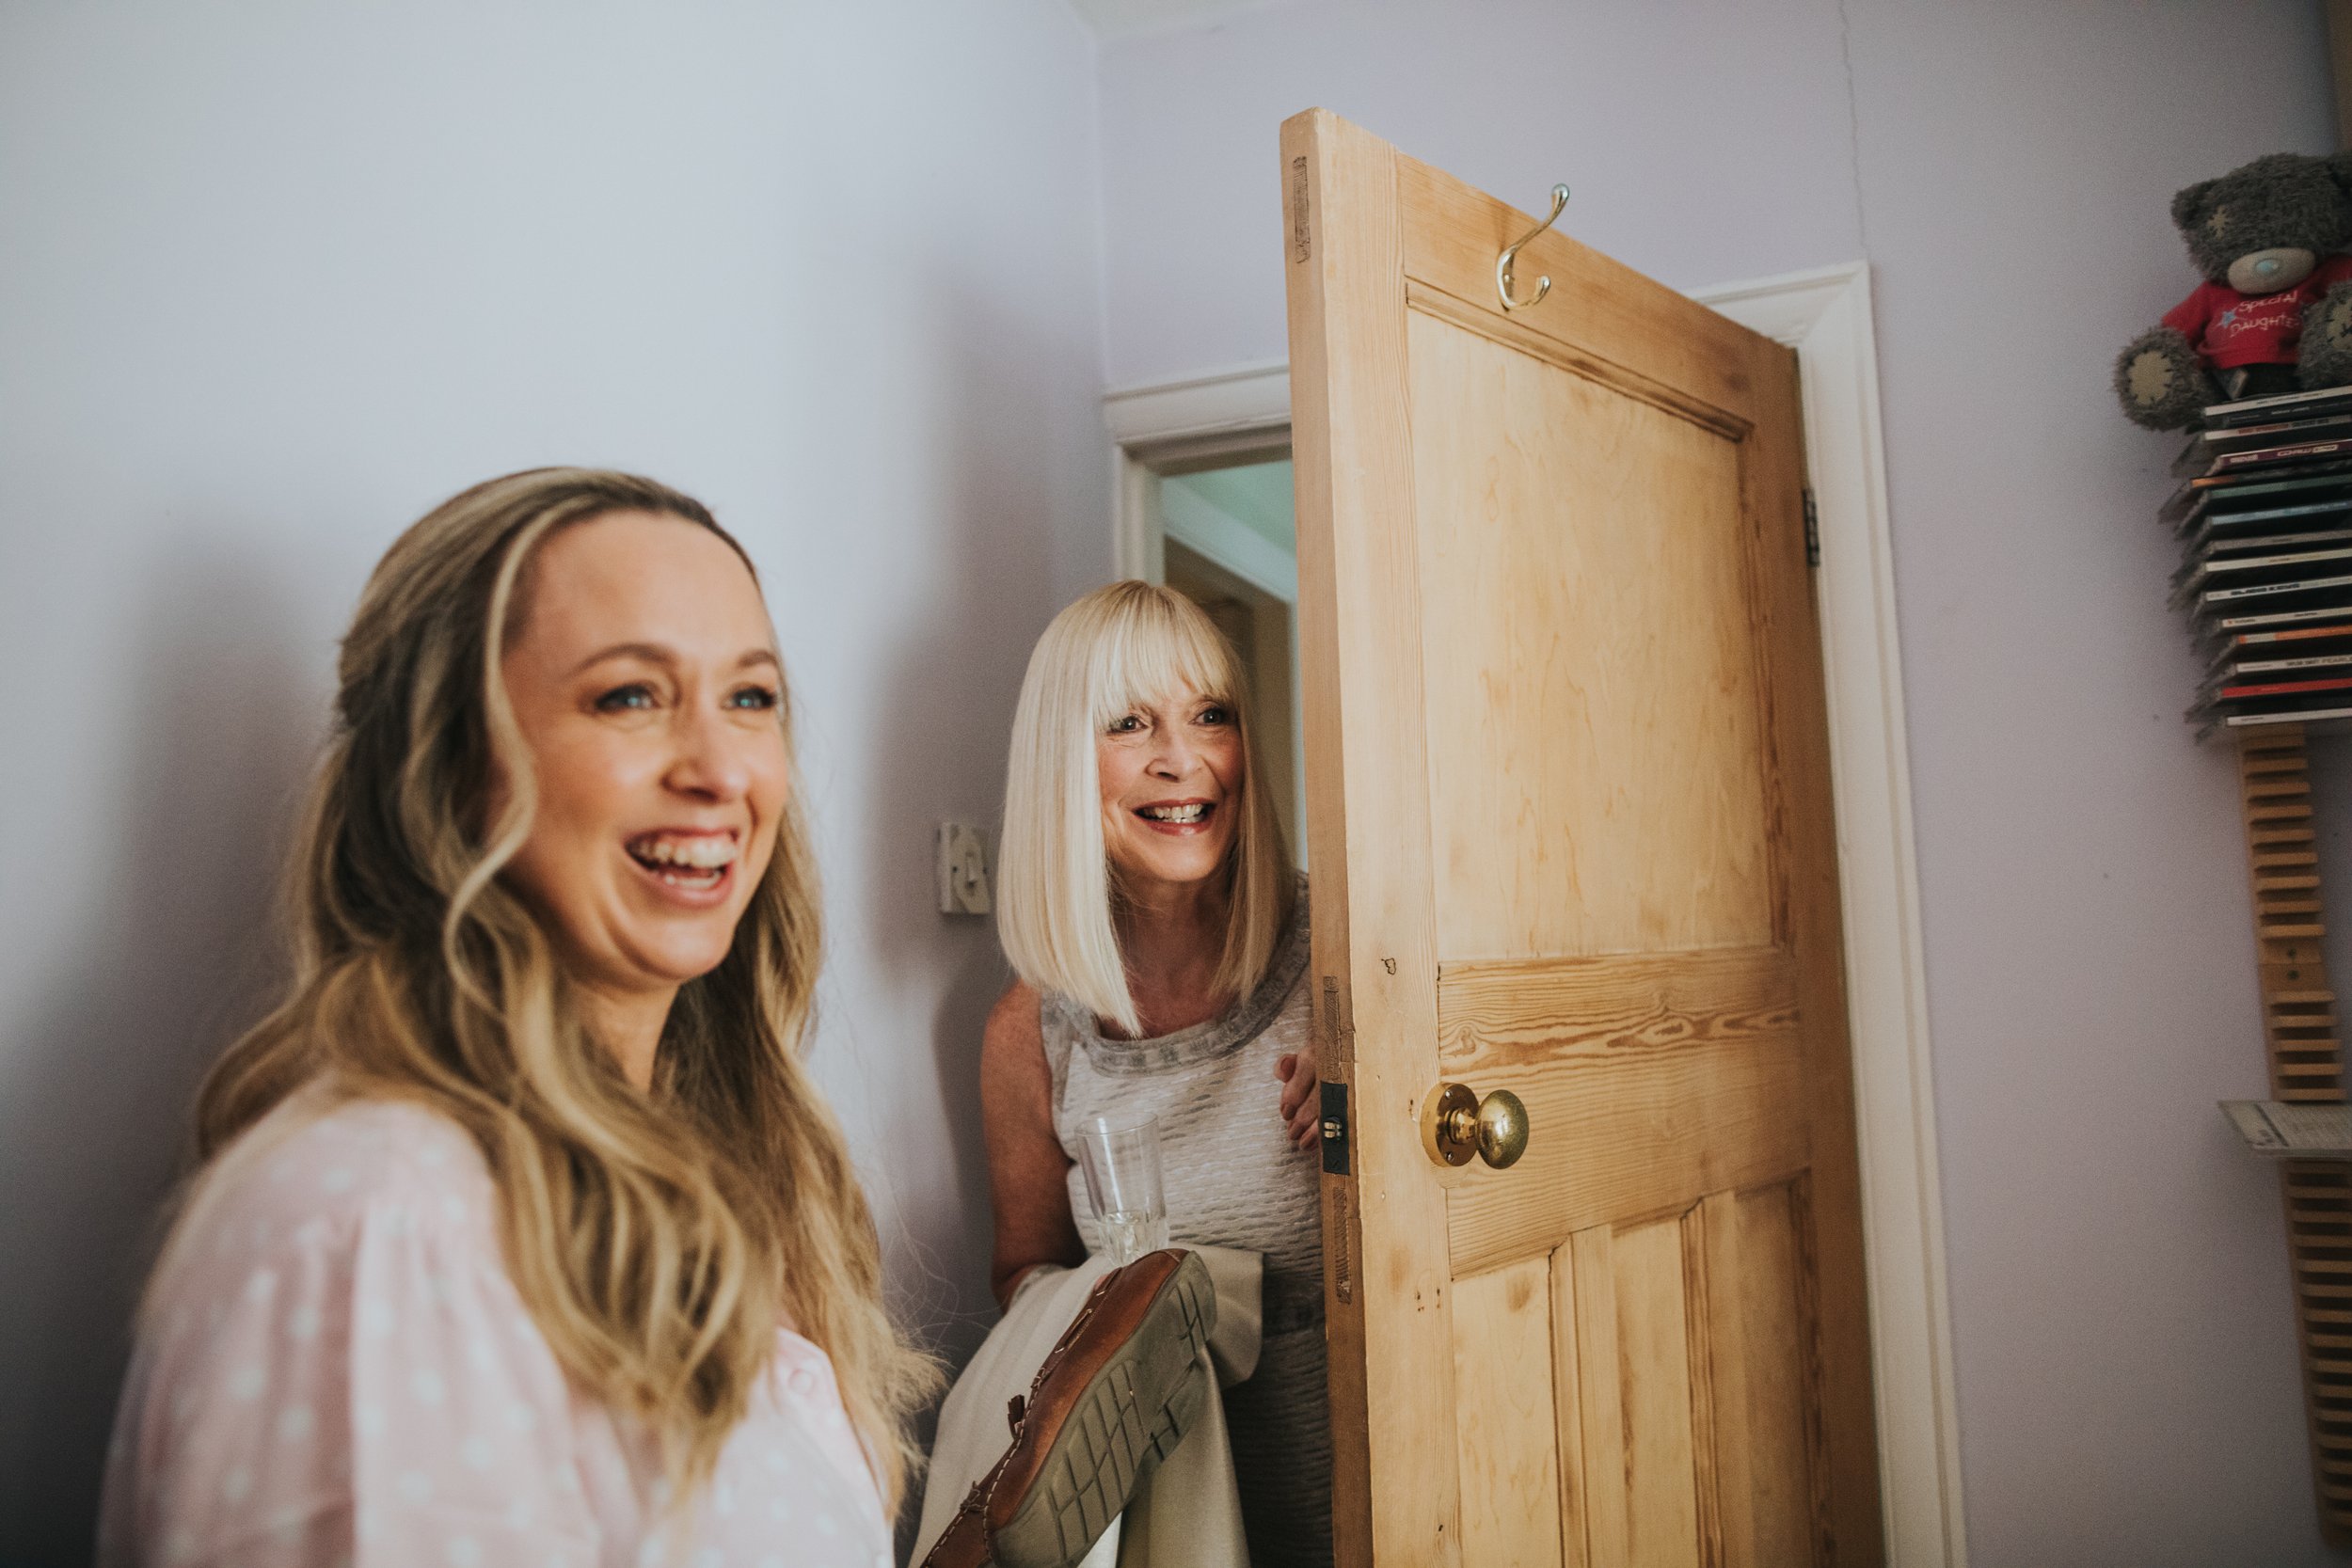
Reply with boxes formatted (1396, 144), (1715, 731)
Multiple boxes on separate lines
(2237, 723), (2352, 1544)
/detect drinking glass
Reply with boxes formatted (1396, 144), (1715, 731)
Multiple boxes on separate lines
(1076, 1114), (1169, 1265)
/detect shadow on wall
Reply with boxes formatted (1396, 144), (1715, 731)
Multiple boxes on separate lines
(855, 272), (1073, 1547)
(0, 538), (320, 1566)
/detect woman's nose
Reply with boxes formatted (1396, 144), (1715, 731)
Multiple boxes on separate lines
(1148, 733), (1199, 778)
(666, 706), (754, 800)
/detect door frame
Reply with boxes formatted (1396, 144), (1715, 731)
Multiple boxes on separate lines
(1102, 261), (1964, 1568)
(1105, 368), (1296, 587)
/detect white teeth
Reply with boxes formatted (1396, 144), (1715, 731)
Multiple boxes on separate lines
(628, 834), (738, 869)
(1139, 803), (1208, 824)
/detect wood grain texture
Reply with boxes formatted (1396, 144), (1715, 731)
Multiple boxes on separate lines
(1682, 1203), (1728, 1568)
(1282, 110), (1370, 1564)
(1710, 1182), (1830, 1568)
(1554, 1190), (1832, 1568)
(1406, 280), (1750, 442)
(1438, 946), (1799, 1067)
(1279, 105), (1458, 1568)
(1616, 1215), (1703, 1568)
(1443, 1032), (1808, 1278)
(1396, 157), (1763, 425)
(1452, 1259), (1565, 1568)
(2237, 725), (2352, 1545)
(1407, 309), (1775, 962)
(1733, 308), (1885, 1564)
(1550, 1243), (1592, 1568)
(1439, 948), (1806, 1276)
(1284, 109), (1881, 1566)
(1564, 1227), (1630, 1568)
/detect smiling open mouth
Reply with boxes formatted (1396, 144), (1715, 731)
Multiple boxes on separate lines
(1136, 803), (1213, 824)
(625, 832), (739, 891)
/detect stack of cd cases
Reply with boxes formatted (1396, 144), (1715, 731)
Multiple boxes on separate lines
(2168, 384), (2352, 735)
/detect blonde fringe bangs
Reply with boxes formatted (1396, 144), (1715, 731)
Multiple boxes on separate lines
(1080, 591), (1234, 732)
(167, 468), (936, 1514)
(998, 580), (1294, 1037)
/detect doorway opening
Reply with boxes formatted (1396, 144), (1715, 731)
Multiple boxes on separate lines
(1129, 439), (1306, 866)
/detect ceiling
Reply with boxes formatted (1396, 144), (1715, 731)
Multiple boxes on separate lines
(1062, 0), (1289, 39)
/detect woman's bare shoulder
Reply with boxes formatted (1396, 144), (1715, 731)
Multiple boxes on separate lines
(981, 977), (1044, 1066)
(983, 982), (1040, 1053)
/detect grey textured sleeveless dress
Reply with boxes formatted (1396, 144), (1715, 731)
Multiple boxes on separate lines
(1041, 884), (1331, 1567)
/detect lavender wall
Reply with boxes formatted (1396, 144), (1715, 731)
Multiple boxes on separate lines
(1091, 1), (2339, 1561)
(0, 4), (1104, 1560)
(6, 1), (2344, 1561)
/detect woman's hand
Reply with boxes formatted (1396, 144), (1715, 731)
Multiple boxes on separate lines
(1277, 1052), (1322, 1153)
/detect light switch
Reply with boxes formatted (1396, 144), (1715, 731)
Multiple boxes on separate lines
(936, 822), (991, 915)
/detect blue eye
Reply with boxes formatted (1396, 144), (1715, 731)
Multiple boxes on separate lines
(727, 686), (779, 711)
(595, 684), (656, 712)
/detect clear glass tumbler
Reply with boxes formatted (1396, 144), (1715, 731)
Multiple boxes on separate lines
(1076, 1114), (1170, 1265)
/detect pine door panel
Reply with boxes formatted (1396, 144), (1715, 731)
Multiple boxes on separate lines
(1408, 309), (1776, 961)
(1281, 107), (1883, 1567)
(1437, 949), (1808, 1276)
(1451, 1257), (1565, 1568)
(1539, 1181), (1829, 1568)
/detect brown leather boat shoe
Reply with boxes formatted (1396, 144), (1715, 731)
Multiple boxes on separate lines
(922, 1249), (1216, 1568)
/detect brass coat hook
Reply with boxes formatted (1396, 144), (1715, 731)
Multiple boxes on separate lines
(1496, 183), (1570, 313)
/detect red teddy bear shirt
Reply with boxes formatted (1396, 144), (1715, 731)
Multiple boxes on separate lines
(2163, 252), (2352, 371)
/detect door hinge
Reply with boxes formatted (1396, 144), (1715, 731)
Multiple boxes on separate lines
(1803, 487), (1820, 568)
(1320, 1081), (1351, 1176)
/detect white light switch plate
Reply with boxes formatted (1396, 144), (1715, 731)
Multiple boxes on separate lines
(936, 822), (991, 915)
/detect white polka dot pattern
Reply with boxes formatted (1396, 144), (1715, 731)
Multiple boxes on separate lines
(96, 1098), (892, 1567)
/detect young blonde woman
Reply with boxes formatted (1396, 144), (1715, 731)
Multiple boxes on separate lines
(980, 581), (1329, 1567)
(98, 469), (933, 1567)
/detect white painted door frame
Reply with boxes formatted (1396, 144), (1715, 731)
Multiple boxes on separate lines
(1102, 261), (1963, 1568)
(1105, 381), (1294, 587)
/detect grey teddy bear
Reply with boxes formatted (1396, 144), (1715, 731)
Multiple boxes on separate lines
(2115, 151), (2352, 430)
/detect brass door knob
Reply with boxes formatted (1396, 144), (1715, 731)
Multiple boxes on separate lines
(1422, 1083), (1530, 1169)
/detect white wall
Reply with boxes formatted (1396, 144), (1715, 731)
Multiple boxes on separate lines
(0, 4), (1104, 1560)
(1094, 1), (2340, 1562)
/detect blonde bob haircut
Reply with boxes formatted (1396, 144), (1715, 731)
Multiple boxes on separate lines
(176, 468), (935, 1508)
(998, 580), (1295, 1036)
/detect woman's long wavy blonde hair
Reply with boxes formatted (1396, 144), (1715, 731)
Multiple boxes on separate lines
(179, 467), (935, 1507)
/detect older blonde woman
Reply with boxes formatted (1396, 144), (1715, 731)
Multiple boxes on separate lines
(980, 581), (1329, 1567)
(99, 469), (933, 1566)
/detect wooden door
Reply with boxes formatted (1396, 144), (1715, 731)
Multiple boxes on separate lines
(1281, 109), (1883, 1568)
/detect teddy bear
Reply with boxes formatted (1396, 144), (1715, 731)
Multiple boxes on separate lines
(2115, 151), (2352, 430)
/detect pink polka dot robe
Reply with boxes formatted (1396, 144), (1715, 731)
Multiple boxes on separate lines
(98, 1097), (895, 1568)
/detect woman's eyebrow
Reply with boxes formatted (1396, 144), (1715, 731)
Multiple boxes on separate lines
(569, 641), (676, 675)
(567, 643), (779, 675)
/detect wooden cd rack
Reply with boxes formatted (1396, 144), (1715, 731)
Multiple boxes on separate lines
(2238, 722), (2352, 1542)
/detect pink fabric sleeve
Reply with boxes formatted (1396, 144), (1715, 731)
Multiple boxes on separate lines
(103, 1187), (599, 1567)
